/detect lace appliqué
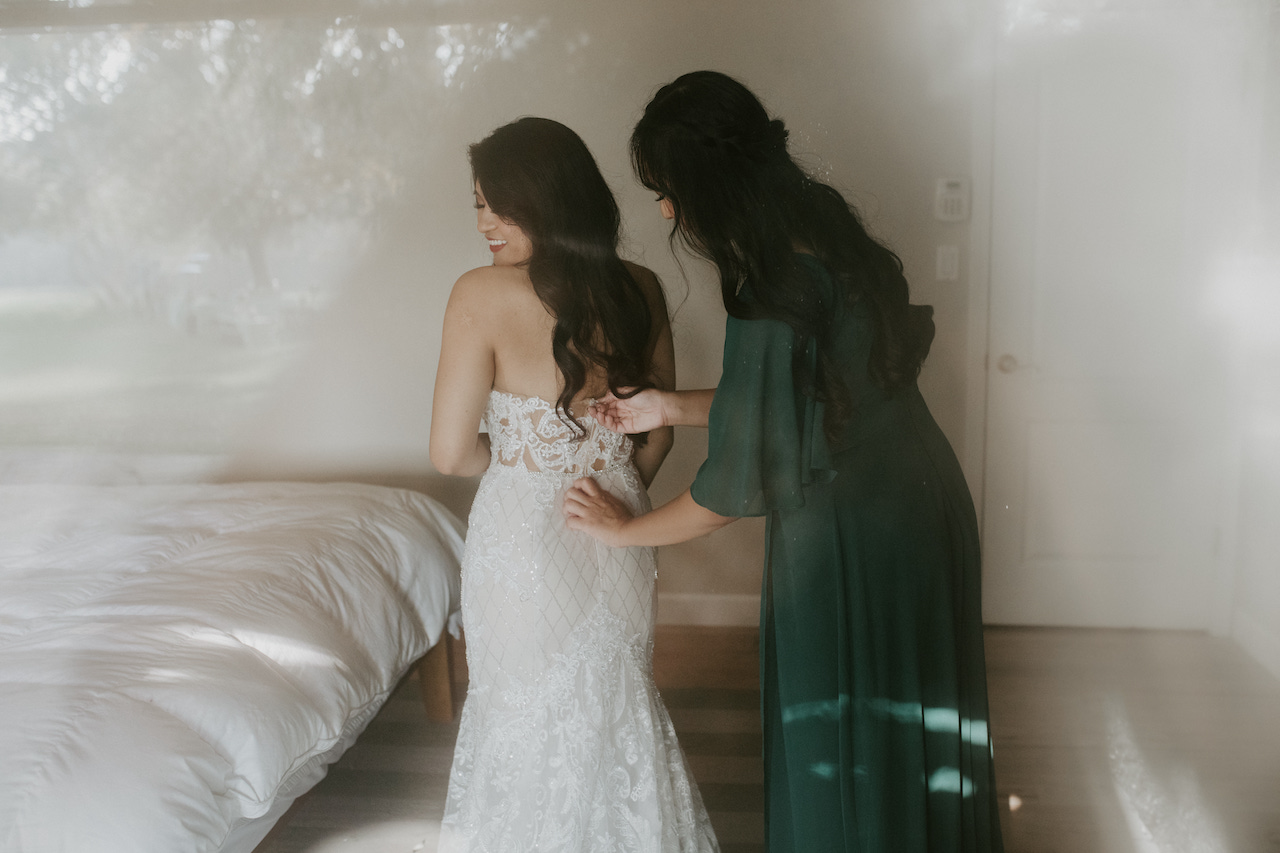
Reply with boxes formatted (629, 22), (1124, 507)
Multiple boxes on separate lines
(487, 390), (632, 477)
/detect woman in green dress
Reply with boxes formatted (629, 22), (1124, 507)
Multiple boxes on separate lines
(564, 70), (1003, 852)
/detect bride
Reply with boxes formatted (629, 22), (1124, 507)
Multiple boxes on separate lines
(429, 117), (719, 853)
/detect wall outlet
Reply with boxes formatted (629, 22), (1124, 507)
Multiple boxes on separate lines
(934, 178), (970, 222)
(936, 245), (961, 281)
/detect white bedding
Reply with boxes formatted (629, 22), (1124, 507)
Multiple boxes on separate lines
(0, 481), (464, 853)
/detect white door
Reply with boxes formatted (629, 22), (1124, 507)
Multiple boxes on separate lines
(980, 10), (1255, 628)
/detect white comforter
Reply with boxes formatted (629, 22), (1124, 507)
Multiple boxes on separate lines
(0, 482), (464, 853)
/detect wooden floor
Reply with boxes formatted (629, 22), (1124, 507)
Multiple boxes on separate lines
(258, 626), (1280, 853)
(987, 627), (1280, 853)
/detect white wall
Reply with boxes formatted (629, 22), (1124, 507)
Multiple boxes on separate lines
(2, 0), (1277, 639)
(202, 0), (980, 613)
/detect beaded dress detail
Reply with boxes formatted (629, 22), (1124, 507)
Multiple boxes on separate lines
(438, 390), (719, 853)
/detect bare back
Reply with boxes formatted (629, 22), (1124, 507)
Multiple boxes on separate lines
(430, 258), (674, 484)
(490, 262), (667, 411)
(488, 269), (589, 410)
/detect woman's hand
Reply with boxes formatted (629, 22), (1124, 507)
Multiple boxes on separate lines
(589, 388), (669, 434)
(563, 477), (635, 547)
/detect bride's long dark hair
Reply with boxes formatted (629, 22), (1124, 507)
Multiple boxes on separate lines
(631, 71), (935, 441)
(470, 117), (655, 434)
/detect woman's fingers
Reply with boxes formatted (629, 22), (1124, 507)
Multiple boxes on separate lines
(589, 388), (649, 433)
(562, 478), (632, 545)
(597, 409), (630, 433)
(563, 478), (598, 518)
(590, 405), (626, 432)
(588, 390), (626, 416)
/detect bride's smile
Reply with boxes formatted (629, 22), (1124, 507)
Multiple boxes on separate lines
(473, 182), (533, 266)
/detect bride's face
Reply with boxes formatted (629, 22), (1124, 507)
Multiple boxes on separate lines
(474, 182), (533, 266)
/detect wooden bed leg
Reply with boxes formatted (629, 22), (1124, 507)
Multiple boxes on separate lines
(418, 635), (455, 722)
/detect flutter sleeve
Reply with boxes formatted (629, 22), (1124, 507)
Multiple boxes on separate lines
(690, 312), (836, 517)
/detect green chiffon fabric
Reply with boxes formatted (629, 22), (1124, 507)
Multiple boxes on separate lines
(690, 255), (1003, 852)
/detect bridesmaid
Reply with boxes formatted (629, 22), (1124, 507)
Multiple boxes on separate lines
(565, 71), (1004, 852)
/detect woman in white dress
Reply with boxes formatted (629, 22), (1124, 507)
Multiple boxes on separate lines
(429, 117), (719, 853)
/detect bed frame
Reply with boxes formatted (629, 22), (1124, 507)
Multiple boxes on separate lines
(417, 631), (462, 722)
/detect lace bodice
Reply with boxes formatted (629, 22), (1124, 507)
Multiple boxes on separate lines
(486, 389), (633, 475)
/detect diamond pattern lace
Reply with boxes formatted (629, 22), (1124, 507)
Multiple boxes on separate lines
(437, 391), (719, 853)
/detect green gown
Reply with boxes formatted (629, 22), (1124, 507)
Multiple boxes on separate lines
(690, 255), (1003, 852)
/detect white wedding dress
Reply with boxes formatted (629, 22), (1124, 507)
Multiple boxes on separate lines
(437, 390), (720, 853)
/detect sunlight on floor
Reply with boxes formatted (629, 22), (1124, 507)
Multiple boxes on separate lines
(294, 819), (440, 853)
(1106, 697), (1230, 853)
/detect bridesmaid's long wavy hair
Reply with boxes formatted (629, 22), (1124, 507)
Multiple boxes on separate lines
(631, 71), (935, 441)
(470, 117), (655, 435)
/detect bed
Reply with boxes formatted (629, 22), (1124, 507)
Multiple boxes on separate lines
(0, 478), (465, 853)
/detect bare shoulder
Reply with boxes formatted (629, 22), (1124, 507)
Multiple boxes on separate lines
(622, 261), (668, 313)
(449, 264), (531, 306)
(450, 264), (542, 313)
(444, 266), (540, 342)
(622, 260), (660, 292)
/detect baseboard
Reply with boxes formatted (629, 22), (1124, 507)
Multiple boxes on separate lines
(656, 593), (759, 627)
(1233, 608), (1280, 683)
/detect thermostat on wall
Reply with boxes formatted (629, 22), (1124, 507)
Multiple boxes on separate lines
(934, 178), (970, 222)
